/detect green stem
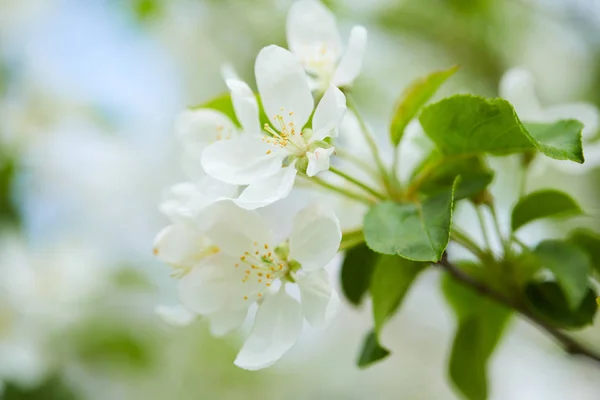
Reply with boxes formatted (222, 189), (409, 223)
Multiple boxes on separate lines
(489, 204), (510, 256)
(304, 175), (374, 205)
(512, 235), (529, 251)
(345, 94), (390, 190)
(475, 205), (492, 251)
(451, 228), (488, 260)
(335, 149), (380, 179)
(329, 166), (386, 200)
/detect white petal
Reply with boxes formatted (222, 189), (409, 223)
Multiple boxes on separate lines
(153, 224), (212, 267)
(201, 135), (286, 185)
(498, 68), (543, 120)
(226, 78), (260, 135)
(208, 307), (248, 337)
(176, 108), (238, 147)
(155, 304), (196, 326)
(286, 0), (342, 56)
(234, 166), (297, 210)
(332, 25), (368, 87)
(312, 84), (346, 140)
(159, 182), (203, 223)
(205, 201), (273, 256)
(255, 45), (314, 130)
(234, 287), (303, 370)
(178, 254), (246, 314)
(297, 269), (340, 328)
(306, 147), (335, 177)
(286, 0), (342, 76)
(545, 102), (600, 141)
(289, 204), (341, 271)
(220, 63), (239, 82)
(181, 143), (207, 180)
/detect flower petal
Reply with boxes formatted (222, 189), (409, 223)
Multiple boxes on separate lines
(332, 25), (368, 87)
(160, 178), (237, 224)
(286, 0), (342, 70)
(205, 201), (273, 256)
(498, 68), (543, 120)
(312, 84), (346, 140)
(155, 304), (196, 327)
(255, 45), (314, 130)
(233, 166), (297, 210)
(234, 287), (303, 370)
(306, 147), (335, 177)
(226, 78), (260, 135)
(176, 109), (238, 147)
(201, 135), (286, 185)
(296, 269), (340, 328)
(153, 224), (212, 267)
(289, 204), (341, 271)
(208, 307), (249, 337)
(178, 253), (245, 314)
(545, 102), (600, 141)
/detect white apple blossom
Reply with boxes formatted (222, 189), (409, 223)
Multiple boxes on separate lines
(152, 202), (341, 370)
(499, 67), (600, 173)
(201, 45), (346, 209)
(286, 0), (368, 92)
(0, 232), (106, 391)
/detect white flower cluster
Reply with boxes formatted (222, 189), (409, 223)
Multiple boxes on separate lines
(153, 0), (367, 370)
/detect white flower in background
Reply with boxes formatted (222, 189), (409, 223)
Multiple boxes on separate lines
(500, 67), (600, 173)
(153, 202), (342, 370)
(201, 45), (346, 209)
(286, 0), (368, 92)
(0, 233), (105, 390)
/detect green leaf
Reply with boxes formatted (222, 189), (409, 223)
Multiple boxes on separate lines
(0, 158), (19, 225)
(357, 330), (391, 368)
(340, 244), (378, 306)
(370, 256), (426, 334)
(533, 240), (591, 310)
(191, 93), (271, 129)
(390, 65), (458, 146)
(419, 95), (584, 163)
(364, 179), (457, 262)
(511, 189), (582, 232)
(442, 275), (511, 400)
(412, 152), (493, 200)
(522, 120), (584, 163)
(525, 281), (597, 329)
(567, 229), (600, 275)
(193, 93), (240, 126)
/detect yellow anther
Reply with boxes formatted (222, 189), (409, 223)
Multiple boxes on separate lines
(244, 296), (248, 300)
(266, 150), (271, 155)
(255, 250), (259, 255)
(245, 270), (251, 274)
(257, 293), (262, 297)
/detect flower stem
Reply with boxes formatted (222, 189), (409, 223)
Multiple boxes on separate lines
(345, 94), (391, 191)
(329, 166), (387, 200)
(475, 205), (492, 251)
(303, 175), (374, 205)
(489, 203), (510, 256)
(451, 228), (488, 260)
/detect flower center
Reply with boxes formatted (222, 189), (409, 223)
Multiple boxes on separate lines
(262, 108), (308, 156)
(236, 241), (290, 301)
(299, 43), (337, 78)
(214, 124), (234, 141)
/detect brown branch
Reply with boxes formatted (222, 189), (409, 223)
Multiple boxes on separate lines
(437, 254), (600, 365)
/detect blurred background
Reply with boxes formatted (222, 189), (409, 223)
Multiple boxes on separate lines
(1, 0), (600, 399)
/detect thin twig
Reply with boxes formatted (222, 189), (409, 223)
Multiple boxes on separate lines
(437, 254), (600, 365)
